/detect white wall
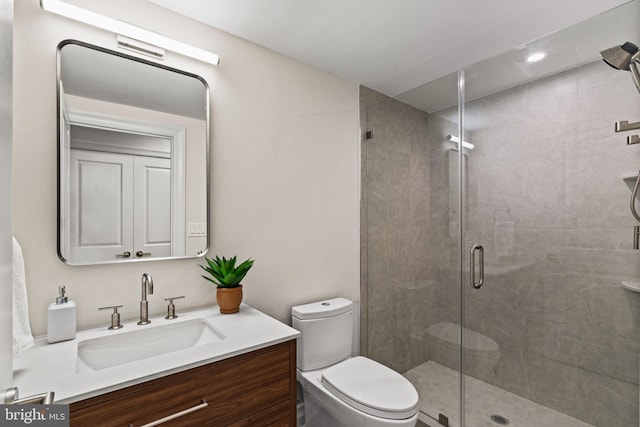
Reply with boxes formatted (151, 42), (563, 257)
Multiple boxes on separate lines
(0, 0), (13, 392)
(13, 0), (360, 336)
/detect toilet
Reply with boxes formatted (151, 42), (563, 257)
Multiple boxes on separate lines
(292, 298), (418, 427)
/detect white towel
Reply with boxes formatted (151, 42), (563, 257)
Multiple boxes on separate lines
(12, 237), (34, 356)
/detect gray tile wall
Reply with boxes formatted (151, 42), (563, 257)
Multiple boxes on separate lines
(360, 86), (435, 373)
(361, 59), (640, 427)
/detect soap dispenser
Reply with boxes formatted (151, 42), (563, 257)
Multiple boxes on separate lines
(47, 285), (77, 343)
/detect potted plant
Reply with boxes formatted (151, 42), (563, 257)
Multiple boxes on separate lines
(199, 255), (254, 314)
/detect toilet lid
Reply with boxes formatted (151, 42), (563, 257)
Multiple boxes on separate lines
(321, 356), (418, 420)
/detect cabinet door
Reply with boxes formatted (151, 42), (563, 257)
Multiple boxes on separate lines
(133, 156), (172, 258)
(70, 340), (297, 427)
(69, 149), (133, 263)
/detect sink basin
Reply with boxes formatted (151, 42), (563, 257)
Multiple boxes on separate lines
(77, 319), (225, 372)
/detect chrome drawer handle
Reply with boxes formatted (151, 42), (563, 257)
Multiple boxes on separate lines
(136, 251), (151, 257)
(130, 399), (208, 427)
(116, 251), (131, 258)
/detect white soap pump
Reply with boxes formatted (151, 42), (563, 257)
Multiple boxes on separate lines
(47, 285), (77, 343)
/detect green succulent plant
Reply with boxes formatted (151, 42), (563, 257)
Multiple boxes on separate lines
(199, 255), (254, 288)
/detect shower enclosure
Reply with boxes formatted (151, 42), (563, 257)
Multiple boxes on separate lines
(361, 3), (640, 426)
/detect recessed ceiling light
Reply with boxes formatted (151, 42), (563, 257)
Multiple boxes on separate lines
(526, 51), (547, 63)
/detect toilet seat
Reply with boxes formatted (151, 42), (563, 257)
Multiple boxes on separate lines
(320, 356), (418, 420)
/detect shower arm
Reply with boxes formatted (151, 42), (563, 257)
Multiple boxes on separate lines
(630, 52), (640, 93)
(630, 169), (640, 223)
(630, 63), (640, 93)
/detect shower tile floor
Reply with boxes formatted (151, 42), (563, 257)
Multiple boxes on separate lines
(404, 361), (593, 427)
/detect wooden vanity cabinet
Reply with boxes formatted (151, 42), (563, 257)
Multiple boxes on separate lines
(69, 340), (297, 427)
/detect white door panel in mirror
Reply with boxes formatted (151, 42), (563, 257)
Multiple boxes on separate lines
(68, 149), (173, 263)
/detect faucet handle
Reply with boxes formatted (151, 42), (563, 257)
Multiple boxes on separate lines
(98, 304), (124, 330)
(164, 296), (185, 320)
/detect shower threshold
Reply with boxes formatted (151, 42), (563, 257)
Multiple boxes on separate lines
(404, 361), (593, 427)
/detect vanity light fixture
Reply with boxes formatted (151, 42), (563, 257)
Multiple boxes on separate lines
(526, 51), (547, 63)
(447, 135), (474, 150)
(40, 0), (220, 65)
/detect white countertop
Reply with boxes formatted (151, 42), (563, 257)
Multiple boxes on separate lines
(13, 304), (300, 404)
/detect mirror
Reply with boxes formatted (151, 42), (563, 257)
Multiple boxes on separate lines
(57, 40), (209, 265)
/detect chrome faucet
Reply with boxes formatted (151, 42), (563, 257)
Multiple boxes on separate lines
(138, 273), (154, 325)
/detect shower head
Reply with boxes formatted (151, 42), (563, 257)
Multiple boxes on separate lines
(600, 42), (638, 70)
(600, 42), (640, 93)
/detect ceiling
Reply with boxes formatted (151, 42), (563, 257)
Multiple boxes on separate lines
(148, 0), (632, 101)
(398, 0), (640, 112)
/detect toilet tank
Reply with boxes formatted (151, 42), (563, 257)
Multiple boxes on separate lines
(291, 298), (353, 371)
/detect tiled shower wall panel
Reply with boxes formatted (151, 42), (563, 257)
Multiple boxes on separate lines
(360, 86), (435, 373)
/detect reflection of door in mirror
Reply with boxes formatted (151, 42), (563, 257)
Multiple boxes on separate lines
(57, 40), (209, 265)
(68, 129), (177, 263)
(63, 120), (186, 264)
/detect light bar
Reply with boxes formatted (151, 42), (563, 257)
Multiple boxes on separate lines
(446, 135), (474, 150)
(40, 0), (220, 66)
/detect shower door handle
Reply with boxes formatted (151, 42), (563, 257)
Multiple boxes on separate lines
(470, 244), (484, 289)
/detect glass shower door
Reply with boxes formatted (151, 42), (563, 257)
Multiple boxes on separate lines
(362, 3), (640, 426)
(461, 4), (640, 426)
